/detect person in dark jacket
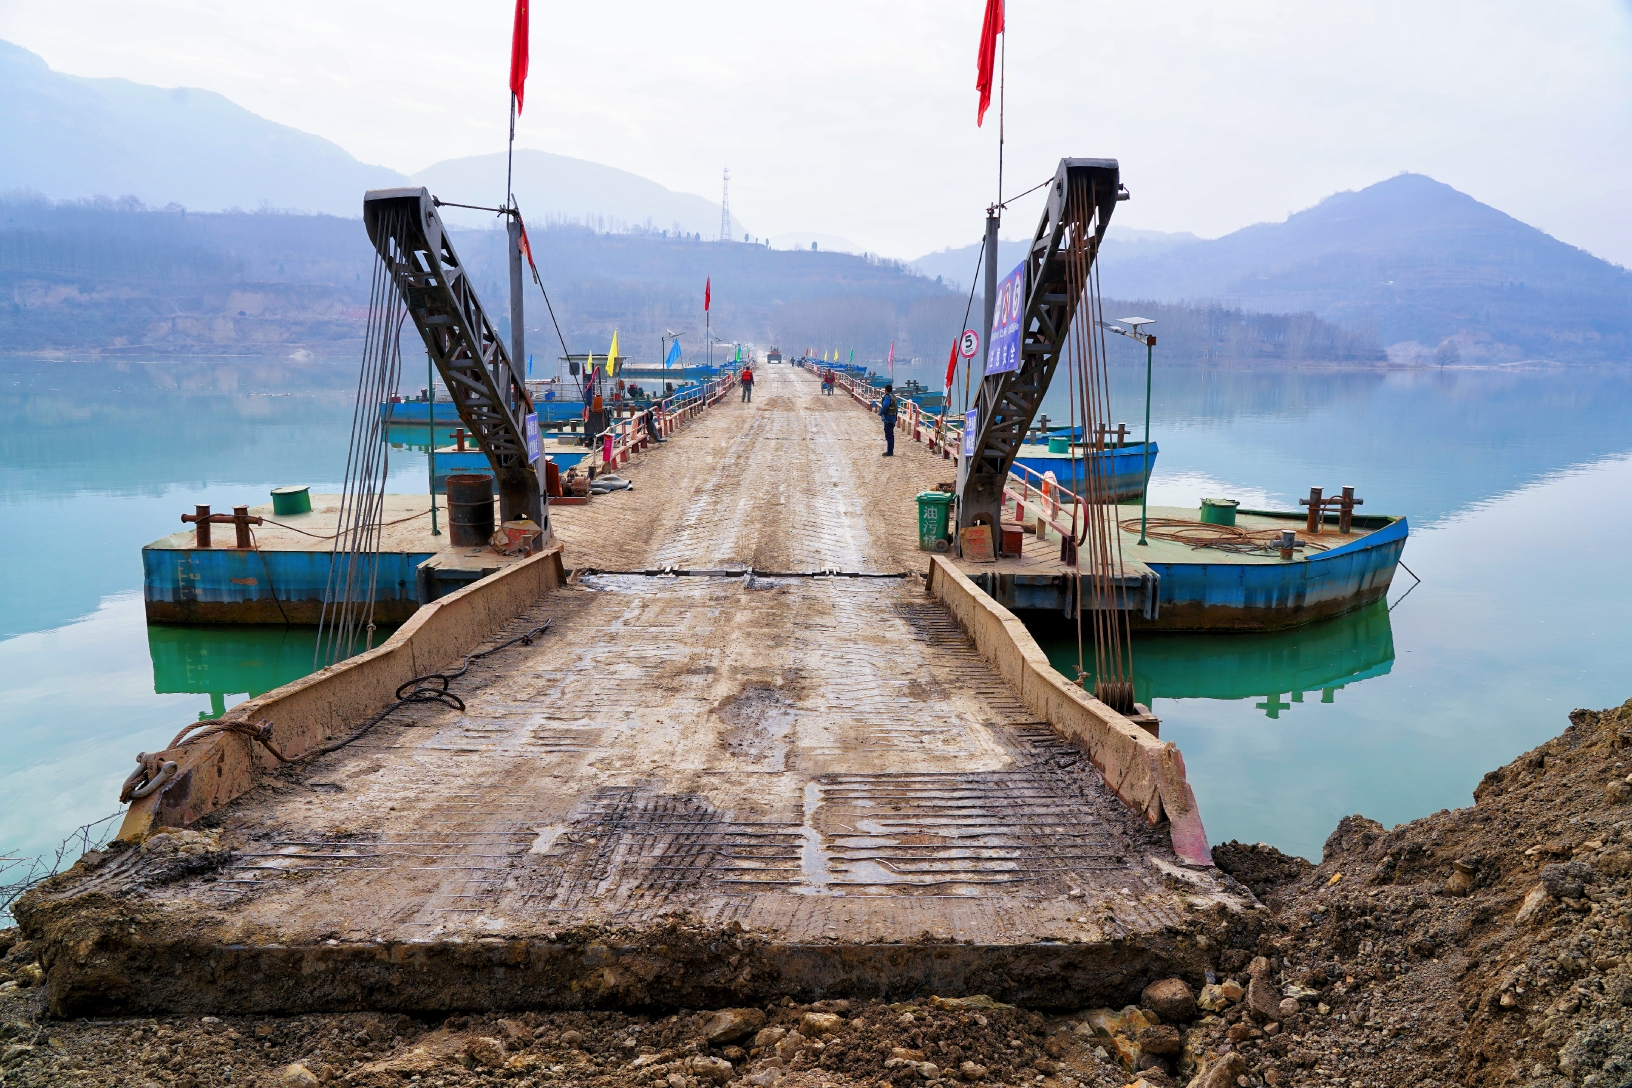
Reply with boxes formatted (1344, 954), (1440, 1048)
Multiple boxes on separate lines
(879, 384), (899, 456)
(740, 365), (755, 403)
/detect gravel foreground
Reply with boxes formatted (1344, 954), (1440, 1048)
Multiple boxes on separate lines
(2, 697), (1629, 1088)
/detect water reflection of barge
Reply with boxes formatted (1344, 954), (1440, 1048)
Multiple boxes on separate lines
(1042, 599), (1395, 716)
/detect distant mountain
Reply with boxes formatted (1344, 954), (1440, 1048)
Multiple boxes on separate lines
(1100, 174), (1632, 364)
(0, 39), (406, 216)
(910, 228), (1200, 293)
(411, 151), (742, 240)
(0, 40), (742, 239)
(0, 194), (1377, 368)
(0, 195), (957, 361)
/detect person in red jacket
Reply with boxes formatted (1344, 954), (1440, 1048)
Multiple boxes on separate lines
(740, 365), (755, 403)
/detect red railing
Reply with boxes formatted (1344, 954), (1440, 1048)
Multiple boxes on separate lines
(589, 373), (734, 472)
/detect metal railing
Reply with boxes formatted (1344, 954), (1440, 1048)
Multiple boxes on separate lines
(586, 373), (734, 474)
(814, 363), (1081, 545)
(803, 360), (957, 459)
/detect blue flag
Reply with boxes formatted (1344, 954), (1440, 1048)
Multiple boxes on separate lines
(664, 339), (683, 367)
(527, 352), (533, 376)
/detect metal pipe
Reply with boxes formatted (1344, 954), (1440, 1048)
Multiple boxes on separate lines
(1139, 335), (1153, 546)
(506, 216), (527, 393)
(428, 353), (440, 536)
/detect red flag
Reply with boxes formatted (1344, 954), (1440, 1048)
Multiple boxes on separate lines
(944, 341), (958, 390)
(704, 277), (711, 312)
(976, 0), (1004, 127)
(517, 222), (534, 268)
(887, 340), (895, 377)
(509, 0), (530, 113)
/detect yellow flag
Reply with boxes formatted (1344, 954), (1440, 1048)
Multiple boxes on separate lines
(586, 352), (595, 376)
(607, 330), (620, 375)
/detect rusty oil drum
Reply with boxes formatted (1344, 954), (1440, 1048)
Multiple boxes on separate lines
(445, 473), (495, 546)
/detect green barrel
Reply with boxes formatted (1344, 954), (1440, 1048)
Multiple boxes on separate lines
(271, 485), (311, 516)
(1199, 497), (1239, 526)
(1047, 435), (1070, 454)
(916, 491), (955, 552)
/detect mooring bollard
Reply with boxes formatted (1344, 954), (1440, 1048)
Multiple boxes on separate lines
(181, 503), (263, 549)
(1301, 486), (1325, 534)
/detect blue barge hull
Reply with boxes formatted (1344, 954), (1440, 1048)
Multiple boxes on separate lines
(141, 494), (489, 625)
(384, 401), (586, 425)
(985, 504), (1407, 632)
(1013, 442), (1157, 502)
(144, 542), (433, 625)
(1136, 513), (1409, 632)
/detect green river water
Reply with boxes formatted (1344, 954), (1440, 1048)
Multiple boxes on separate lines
(2, 356), (1630, 884)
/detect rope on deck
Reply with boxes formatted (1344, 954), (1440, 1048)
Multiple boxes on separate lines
(1120, 517), (1333, 556)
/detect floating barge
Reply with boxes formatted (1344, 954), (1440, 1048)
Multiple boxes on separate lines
(383, 398), (587, 426)
(960, 497), (1408, 632)
(1012, 439), (1158, 502)
(429, 436), (590, 491)
(141, 493), (526, 625)
(1136, 505), (1407, 631)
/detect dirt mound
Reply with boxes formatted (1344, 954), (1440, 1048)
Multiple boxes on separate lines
(1177, 697), (1632, 1088)
(1211, 841), (1314, 902)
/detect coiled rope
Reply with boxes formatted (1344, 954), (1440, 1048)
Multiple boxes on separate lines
(1119, 517), (1332, 556)
(119, 620), (553, 802)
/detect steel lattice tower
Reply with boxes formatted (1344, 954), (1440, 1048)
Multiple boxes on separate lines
(719, 167), (730, 242)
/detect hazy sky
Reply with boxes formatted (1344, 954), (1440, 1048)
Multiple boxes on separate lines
(4, 1), (1630, 263)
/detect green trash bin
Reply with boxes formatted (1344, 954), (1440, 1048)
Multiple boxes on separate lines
(1047, 435), (1071, 454)
(916, 491), (955, 552)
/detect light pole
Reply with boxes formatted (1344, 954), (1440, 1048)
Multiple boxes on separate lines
(661, 329), (679, 382)
(1101, 317), (1156, 545)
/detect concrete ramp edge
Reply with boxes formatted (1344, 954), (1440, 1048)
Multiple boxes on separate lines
(117, 545), (568, 840)
(925, 555), (1212, 866)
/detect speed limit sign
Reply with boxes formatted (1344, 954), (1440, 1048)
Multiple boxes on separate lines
(958, 328), (980, 358)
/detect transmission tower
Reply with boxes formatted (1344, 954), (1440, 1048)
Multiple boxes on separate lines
(719, 167), (730, 242)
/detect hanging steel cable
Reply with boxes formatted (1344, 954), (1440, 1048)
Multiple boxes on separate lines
(315, 203), (411, 668)
(1062, 175), (1136, 714)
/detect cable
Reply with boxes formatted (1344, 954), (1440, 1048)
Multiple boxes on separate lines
(300, 620), (553, 762)
(958, 241), (984, 415)
(317, 205), (409, 667)
(432, 198), (508, 214)
(511, 204), (572, 360)
(261, 507), (431, 541)
(248, 527), (292, 626)
(996, 175), (1053, 210)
